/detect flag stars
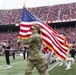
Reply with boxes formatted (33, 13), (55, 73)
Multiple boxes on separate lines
(22, 8), (39, 22)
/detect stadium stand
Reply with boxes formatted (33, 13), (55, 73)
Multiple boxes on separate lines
(0, 2), (76, 24)
(0, 2), (76, 51)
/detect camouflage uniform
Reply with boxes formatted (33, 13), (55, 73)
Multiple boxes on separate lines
(20, 25), (49, 75)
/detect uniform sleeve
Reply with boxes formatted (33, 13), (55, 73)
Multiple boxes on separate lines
(20, 34), (41, 45)
(21, 37), (32, 45)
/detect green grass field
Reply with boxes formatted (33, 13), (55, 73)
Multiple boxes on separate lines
(0, 56), (76, 75)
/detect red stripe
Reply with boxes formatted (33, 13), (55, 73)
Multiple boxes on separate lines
(41, 27), (68, 58)
(42, 29), (67, 54)
(41, 25), (69, 50)
(20, 24), (32, 27)
(43, 38), (66, 60)
(42, 32), (67, 56)
(19, 34), (31, 38)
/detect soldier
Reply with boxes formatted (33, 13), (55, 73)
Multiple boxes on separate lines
(17, 24), (49, 75)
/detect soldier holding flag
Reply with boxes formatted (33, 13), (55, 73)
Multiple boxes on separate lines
(17, 24), (49, 75)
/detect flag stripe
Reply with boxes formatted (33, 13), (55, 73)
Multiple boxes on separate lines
(42, 39), (66, 60)
(42, 32), (67, 56)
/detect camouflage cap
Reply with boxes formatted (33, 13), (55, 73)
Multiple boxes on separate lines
(30, 24), (40, 31)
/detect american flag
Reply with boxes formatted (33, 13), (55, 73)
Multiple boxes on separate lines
(18, 7), (70, 60)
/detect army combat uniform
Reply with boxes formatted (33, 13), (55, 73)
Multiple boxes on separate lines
(20, 33), (49, 75)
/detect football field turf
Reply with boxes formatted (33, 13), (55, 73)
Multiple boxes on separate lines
(0, 56), (76, 75)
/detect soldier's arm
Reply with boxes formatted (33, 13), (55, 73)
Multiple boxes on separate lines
(17, 37), (32, 45)
(21, 37), (33, 45)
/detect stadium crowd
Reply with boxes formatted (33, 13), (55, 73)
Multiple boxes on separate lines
(0, 2), (76, 51)
(55, 26), (76, 43)
(0, 2), (76, 24)
(0, 26), (76, 50)
(0, 32), (19, 49)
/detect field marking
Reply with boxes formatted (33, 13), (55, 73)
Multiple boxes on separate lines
(47, 62), (59, 72)
(0, 66), (13, 69)
(0, 60), (24, 67)
(0, 60), (59, 70)
(0, 66), (6, 68)
(0, 60), (24, 70)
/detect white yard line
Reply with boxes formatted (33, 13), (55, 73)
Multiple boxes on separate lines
(0, 66), (13, 69)
(0, 66), (6, 68)
(0, 60), (24, 70)
(47, 62), (59, 72)
(0, 60), (59, 70)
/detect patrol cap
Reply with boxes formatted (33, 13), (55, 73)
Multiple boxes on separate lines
(30, 24), (40, 31)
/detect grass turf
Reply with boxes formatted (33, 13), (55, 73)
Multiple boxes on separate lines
(0, 56), (76, 75)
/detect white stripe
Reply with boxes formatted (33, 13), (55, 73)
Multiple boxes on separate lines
(47, 62), (59, 72)
(42, 28), (68, 50)
(21, 21), (39, 25)
(21, 21), (65, 43)
(38, 22), (65, 42)
(20, 26), (30, 30)
(0, 61), (24, 70)
(0, 66), (6, 68)
(0, 66), (13, 69)
(42, 30), (68, 56)
(42, 36), (67, 58)
(19, 31), (32, 35)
